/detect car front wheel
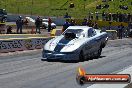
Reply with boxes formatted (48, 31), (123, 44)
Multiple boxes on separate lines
(96, 47), (102, 58)
(79, 51), (84, 61)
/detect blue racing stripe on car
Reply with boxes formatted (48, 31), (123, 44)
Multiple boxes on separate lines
(54, 38), (71, 52)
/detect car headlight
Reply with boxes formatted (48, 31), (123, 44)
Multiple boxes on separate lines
(61, 48), (79, 54)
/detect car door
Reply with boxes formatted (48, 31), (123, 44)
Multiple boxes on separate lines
(86, 28), (98, 54)
(83, 28), (95, 56)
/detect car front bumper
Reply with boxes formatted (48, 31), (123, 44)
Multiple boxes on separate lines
(42, 50), (79, 61)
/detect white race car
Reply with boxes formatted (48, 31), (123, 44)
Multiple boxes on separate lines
(42, 26), (108, 61)
(42, 19), (56, 29)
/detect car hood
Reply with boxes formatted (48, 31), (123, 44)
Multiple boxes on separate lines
(44, 35), (86, 52)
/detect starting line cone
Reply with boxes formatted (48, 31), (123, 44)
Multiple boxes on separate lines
(31, 27), (35, 34)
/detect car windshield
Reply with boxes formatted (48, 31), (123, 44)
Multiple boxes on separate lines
(62, 29), (83, 37)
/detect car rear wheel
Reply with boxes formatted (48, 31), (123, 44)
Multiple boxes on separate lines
(79, 51), (84, 61)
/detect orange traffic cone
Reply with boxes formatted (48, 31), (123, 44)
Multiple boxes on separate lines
(31, 27), (35, 34)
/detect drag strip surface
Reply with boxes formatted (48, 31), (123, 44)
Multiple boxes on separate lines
(0, 38), (132, 88)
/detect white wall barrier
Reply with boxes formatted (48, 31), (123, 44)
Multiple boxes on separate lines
(0, 37), (51, 53)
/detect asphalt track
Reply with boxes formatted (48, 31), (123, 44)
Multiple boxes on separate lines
(0, 38), (132, 88)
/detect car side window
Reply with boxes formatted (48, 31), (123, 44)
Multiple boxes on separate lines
(88, 28), (96, 37)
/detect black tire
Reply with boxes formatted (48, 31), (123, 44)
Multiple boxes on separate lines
(79, 51), (84, 61)
(101, 43), (106, 48)
(47, 59), (52, 62)
(97, 47), (102, 58)
(41, 59), (45, 61)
